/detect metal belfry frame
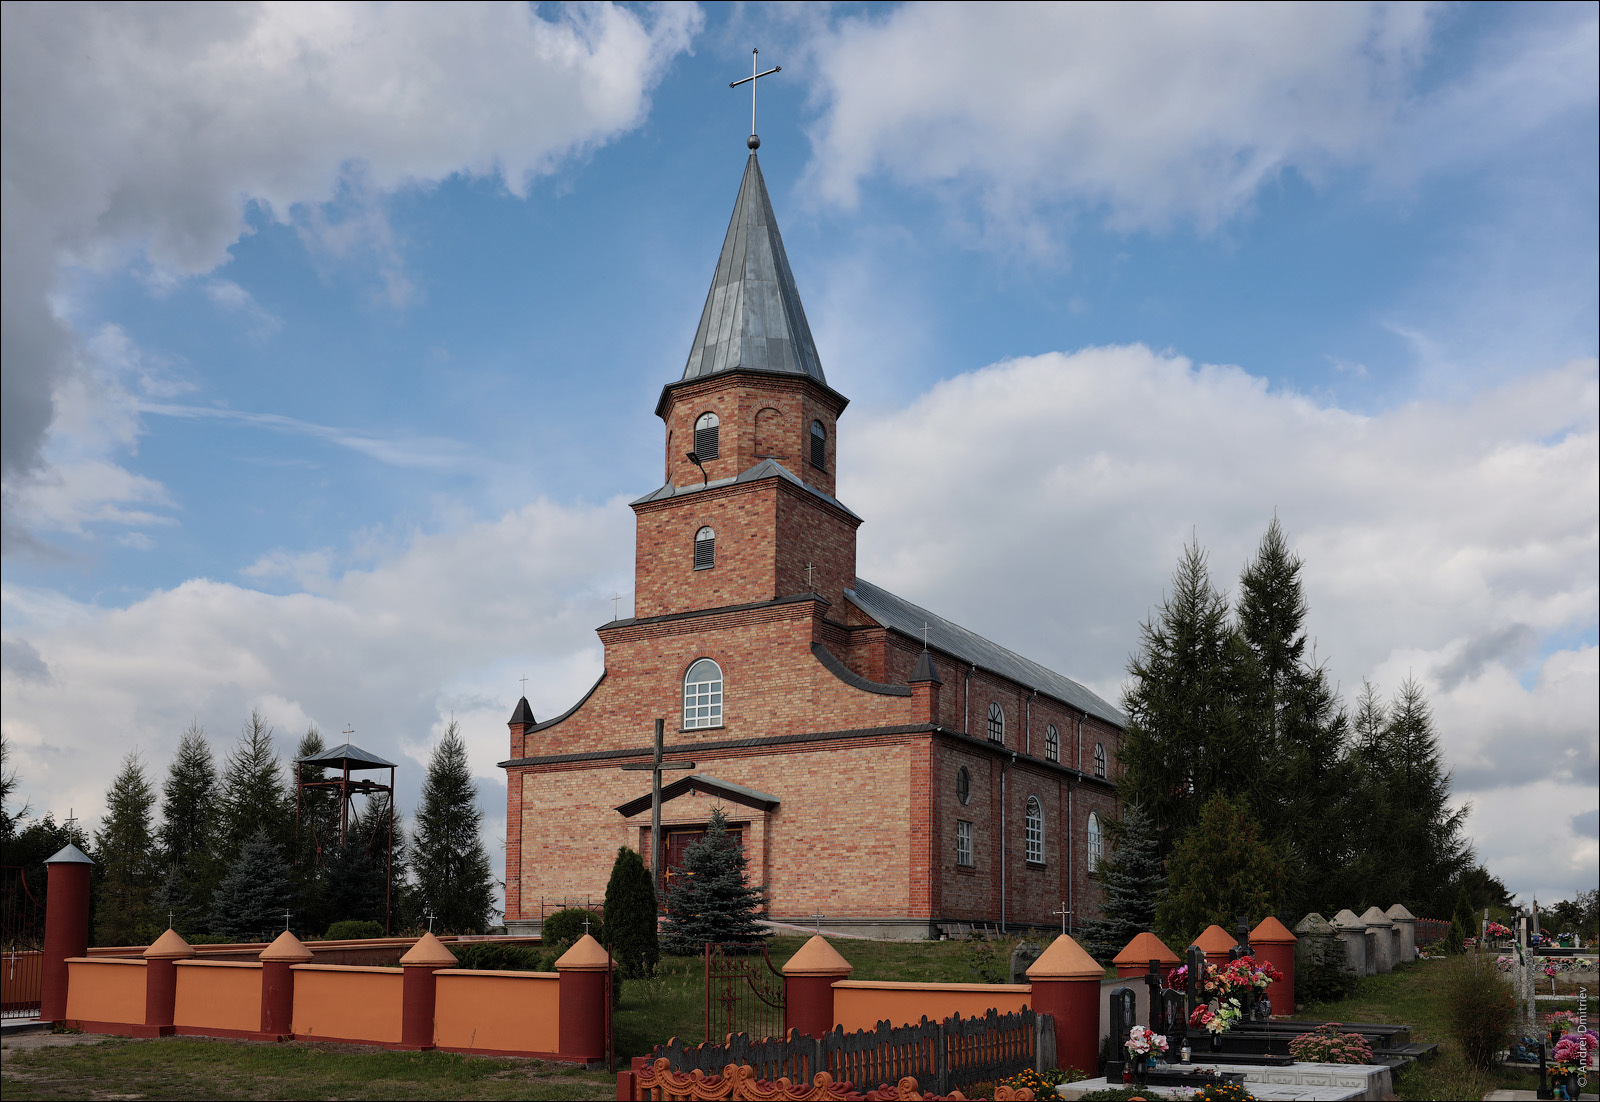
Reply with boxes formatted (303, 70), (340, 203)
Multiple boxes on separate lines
(295, 740), (398, 933)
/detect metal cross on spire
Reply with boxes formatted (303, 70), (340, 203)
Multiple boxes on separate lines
(729, 48), (781, 150)
(519, 676), (528, 697)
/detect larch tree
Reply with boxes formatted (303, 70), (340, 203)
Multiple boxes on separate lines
(1382, 678), (1473, 916)
(412, 721), (494, 933)
(93, 752), (160, 945)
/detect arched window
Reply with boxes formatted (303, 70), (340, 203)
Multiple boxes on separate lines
(1045, 724), (1060, 763)
(987, 702), (1005, 743)
(694, 526), (716, 570)
(1087, 812), (1102, 873)
(694, 412), (720, 460)
(810, 420), (827, 469)
(1025, 796), (1043, 864)
(683, 659), (723, 729)
(1093, 742), (1106, 778)
(956, 766), (971, 805)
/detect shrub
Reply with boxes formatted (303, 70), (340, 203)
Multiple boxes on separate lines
(542, 906), (602, 947)
(448, 941), (550, 972)
(604, 846), (659, 978)
(325, 919), (385, 940)
(1287, 1023), (1375, 1064)
(1192, 1084), (1258, 1102)
(1443, 950), (1517, 1069)
(1297, 938), (1357, 1005)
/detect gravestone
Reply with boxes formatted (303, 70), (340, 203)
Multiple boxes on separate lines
(1230, 916), (1252, 961)
(1008, 940), (1040, 985)
(1330, 909), (1369, 975)
(1106, 986), (1137, 1081)
(1184, 944), (1207, 1027)
(1144, 959), (1166, 1035)
(1162, 989), (1187, 1054)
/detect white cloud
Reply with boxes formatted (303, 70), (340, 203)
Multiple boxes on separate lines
(3, 344), (1595, 904)
(0, 1), (702, 542)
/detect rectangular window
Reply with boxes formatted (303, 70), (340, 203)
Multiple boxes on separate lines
(956, 820), (974, 867)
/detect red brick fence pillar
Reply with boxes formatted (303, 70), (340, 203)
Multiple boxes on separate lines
(1026, 935), (1103, 1076)
(258, 929), (313, 1039)
(40, 844), (93, 1024)
(140, 928), (196, 1036)
(398, 932), (458, 1051)
(556, 933), (612, 1063)
(1249, 917), (1297, 1016)
(782, 935), (853, 1038)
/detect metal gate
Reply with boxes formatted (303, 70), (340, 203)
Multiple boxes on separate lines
(1, 867), (45, 1020)
(704, 942), (786, 1043)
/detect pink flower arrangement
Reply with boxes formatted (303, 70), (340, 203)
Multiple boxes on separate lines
(1485, 921), (1512, 938)
(1288, 1023), (1375, 1065)
(1550, 1032), (1598, 1072)
(1126, 1024), (1170, 1057)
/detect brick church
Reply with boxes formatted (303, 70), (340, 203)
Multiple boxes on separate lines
(501, 149), (1123, 939)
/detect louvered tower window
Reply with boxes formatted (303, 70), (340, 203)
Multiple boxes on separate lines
(694, 412), (720, 460)
(693, 526), (716, 570)
(683, 658), (723, 729)
(810, 420), (827, 469)
(1045, 724), (1060, 762)
(1087, 812), (1102, 872)
(1025, 796), (1044, 864)
(1093, 742), (1106, 778)
(987, 702), (1005, 743)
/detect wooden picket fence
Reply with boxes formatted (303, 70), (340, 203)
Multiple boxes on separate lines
(646, 1009), (1053, 1097)
(630, 1059), (1038, 1101)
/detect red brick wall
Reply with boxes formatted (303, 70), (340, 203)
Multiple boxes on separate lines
(659, 374), (846, 499)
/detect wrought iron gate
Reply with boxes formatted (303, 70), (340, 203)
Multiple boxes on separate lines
(704, 942), (786, 1043)
(1, 866), (45, 1020)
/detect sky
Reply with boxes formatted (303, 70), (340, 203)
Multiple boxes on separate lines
(2, 1), (1596, 911)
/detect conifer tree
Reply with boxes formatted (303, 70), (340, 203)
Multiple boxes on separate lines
(209, 827), (293, 940)
(1383, 678), (1472, 915)
(604, 846), (659, 977)
(217, 710), (291, 862)
(661, 808), (770, 954)
(1118, 541), (1250, 856)
(1083, 804), (1167, 960)
(1, 732), (29, 845)
(156, 723), (219, 929)
(290, 725), (340, 931)
(322, 833), (386, 929)
(413, 721), (494, 933)
(351, 792), (408, 930)
(1155, 794), (1286, 949)
(93, 752), (160, 945)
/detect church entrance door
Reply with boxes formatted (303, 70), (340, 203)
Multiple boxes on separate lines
(662, 825), (743, 895)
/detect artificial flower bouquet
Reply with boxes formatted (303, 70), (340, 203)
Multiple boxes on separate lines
(1127, 1024), (1170, 1058)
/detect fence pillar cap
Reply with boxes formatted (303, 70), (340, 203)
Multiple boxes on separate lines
(1385, 904), (1417, 922)
(1194, 925), (1235, 954)
(46, 843), (93, 864)
(782, 934), (853, 977)
(554, 933), (612, 972)
(260, 930), (314, 963)
(1358, 906), (1394, 928)
(1112, 931), (1180, 967)
(144, 927), (197, 960)
(400, 931), (459, 967)
(1293, 913), (1334, 936)
(1025, 934), (1102, 979)
(1330, 909), (1366, 930)
(1249, 917), (1297, 945)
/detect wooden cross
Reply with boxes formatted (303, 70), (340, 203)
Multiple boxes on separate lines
(729, 48), (781, 143)
(620, 719), (695, 900)
(1051, 902), (1071, 937)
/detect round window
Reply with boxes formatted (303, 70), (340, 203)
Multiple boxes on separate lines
(956, 766), (971, 805)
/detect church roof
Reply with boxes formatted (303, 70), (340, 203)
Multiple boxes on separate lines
(681, 153), (824, 385)
(847, 578), (1125, 727)
(614, 773), (781, 817)
(631, 457), (860, 520)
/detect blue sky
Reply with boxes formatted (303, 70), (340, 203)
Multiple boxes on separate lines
(3, 2), (1596, 904)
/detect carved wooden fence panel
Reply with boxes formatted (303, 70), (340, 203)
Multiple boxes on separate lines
(653, 1008), (1053, 1096)
(631, 1059), (1039, 1100)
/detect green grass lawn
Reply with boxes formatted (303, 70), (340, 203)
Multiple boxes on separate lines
(0, 1036), (616, 1101)
(1297, 957), (1546, 1102)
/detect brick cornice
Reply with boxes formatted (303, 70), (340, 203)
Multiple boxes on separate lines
(655, 368), (849, 421)
(630, 467), (862, 529)
(597, 592), (827, 643)
(500, 722), (935, 769)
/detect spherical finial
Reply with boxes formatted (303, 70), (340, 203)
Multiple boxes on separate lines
(747, 134), (761, 150)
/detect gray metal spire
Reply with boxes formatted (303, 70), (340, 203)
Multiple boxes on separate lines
(682, 154), (825, 384)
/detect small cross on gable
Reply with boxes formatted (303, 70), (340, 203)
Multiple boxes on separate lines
(811, 908), (825, 935)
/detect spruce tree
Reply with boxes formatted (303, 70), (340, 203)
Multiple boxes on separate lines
(413, 721), (494, 933)
(217, 710), (291, 862)
(351, 792), (408, 930)
(1083, 804), (1167, 961)
(1383, 678), (1472, 915)
(604, 846), (659, 977)
(322, 834), (386, 929)
(1118, 540), (1250, 856)
(93, 752), (160, 945)
(156, 723), (220, 929)
(209, 827), (293, 940)
(291, 725), (339, 932)
(1155, 794), (1286, 949)
(661, 808), (770, 954)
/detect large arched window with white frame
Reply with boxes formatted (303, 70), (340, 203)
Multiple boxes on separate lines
(683, 658), (723, 729)
(1086, 811), (1103, 873)
(987, 702), (1005, 743)
(1025, 795), (1044, 864)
